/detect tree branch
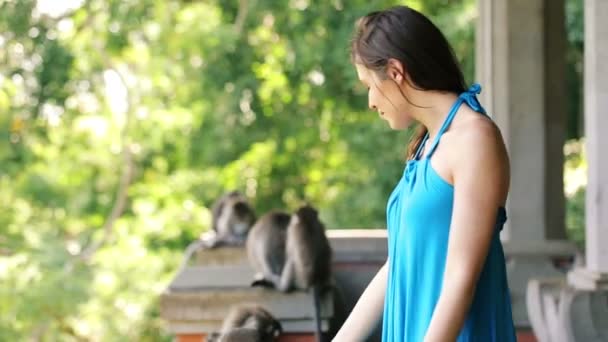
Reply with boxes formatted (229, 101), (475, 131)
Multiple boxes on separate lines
(77, 62), (135, 263)
(78, 144), (133, 262)
(234, 0), (256, 37)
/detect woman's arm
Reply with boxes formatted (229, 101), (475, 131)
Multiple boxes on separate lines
(332, 260), (388, 342)
(424, 123), (510, 342)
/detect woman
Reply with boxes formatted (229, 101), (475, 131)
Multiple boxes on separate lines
(333, 6), (516, 342)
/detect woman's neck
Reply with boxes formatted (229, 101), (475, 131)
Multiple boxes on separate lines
(408, 89), (460, 139)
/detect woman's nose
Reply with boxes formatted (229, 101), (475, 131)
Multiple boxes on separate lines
(368, 100), (377, 111)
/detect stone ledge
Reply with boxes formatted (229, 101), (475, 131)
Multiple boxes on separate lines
(181, 229), (389, 271)
(161, 287), (333, 320)
(327, 229), (387, 263)
(192, 246), (249, 267)
(162, 230), (390, 339)
(502, 240), (576, 257)
(166, 319), (330, 335)
(160, 287), (334, 333)
(169, 265), (255, 291)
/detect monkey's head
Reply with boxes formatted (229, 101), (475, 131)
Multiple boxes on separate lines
(247, 311), (282, 341)
(262, 317), (283, 340)
(218, 195), (256, 236)
(206, 332), (221, 342)
(227, 305), (283, 341)
(293, 205), (324, 231)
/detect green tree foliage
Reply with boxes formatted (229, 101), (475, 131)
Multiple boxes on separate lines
(0, 0), (583, 340)
(563, 0), (585, 246)
(565, 0), (584, 139)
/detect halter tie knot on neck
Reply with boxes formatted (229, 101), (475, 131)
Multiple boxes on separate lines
(459, 83), (485, 114)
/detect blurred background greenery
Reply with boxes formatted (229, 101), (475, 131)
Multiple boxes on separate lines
(0, 0), (585, 340)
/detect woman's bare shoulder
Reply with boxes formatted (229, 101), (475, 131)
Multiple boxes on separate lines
(449, 109), (508, 159)
(440, 109), (510, 191)
(449, 110), (510, 195)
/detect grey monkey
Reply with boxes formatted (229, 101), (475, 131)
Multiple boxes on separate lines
(278, 205), (332, 291)
(278, 205), (332, 342)
(206, 191), (257, 248)
(246, 205), (332, 342)
(177, 191), (256, 273)
(208, 304), (282, 342)
(246, 210), (291, 287)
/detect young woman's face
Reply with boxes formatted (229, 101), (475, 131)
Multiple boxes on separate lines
(355, 64), (414, 130)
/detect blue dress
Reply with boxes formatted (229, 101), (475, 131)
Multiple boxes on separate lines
(381, 84), (516, 341)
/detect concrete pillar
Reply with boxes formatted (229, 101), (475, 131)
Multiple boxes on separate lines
(544, 0), (568, 241)
(527, 1), (608, 340)
(581, 0), (608, 277)
(568, 0), (608, 290)
(476, 0), (575, 326)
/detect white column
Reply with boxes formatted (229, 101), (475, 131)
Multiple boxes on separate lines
(582, 0), (608, 276)
(476, 0), (574, 326)
(568, 0), (608, 290)
(477, 0), (545, 242)
(523, 1), (608, 339)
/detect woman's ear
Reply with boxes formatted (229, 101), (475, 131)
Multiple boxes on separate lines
(386, 58), (405, 84)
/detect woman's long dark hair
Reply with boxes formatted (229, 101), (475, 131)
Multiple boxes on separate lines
(351, 6), (466, 159)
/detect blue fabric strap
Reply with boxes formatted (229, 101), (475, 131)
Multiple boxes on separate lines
(417, 83), (486, 160)
(460, 83), (486, 115)
(413, 131), (429, 160)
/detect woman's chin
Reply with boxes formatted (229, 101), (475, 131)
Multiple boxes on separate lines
(387, 119), (411, 131)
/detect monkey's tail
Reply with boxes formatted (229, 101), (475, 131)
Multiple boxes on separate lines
(312, 285), (323, 342)
(177, 239), (205, 273)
